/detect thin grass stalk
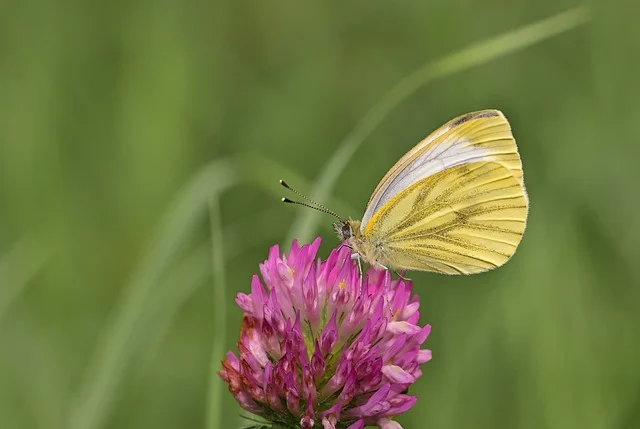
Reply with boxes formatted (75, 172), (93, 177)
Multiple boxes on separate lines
(205, 198), (227, 429)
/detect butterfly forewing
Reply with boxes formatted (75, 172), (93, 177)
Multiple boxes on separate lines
(363, 161), (528, 274)
(361, 110), (524, 230)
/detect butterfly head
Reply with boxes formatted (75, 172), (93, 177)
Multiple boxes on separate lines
(334, 219), (361, 242)
(333, 220), (352, 241)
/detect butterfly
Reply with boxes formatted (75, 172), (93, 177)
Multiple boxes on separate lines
(283, 109), (528, 275)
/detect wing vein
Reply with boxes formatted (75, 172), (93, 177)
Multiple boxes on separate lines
(405, 244), (499, 268)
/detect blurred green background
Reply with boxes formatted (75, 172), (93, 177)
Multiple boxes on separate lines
(1, 1), (639, 428)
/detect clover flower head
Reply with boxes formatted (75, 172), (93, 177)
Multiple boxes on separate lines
(219, 238), (431, 429)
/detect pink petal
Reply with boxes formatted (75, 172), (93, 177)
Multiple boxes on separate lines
(319, 402), (342, 429)
(417, 349), (432, 363)
(399, 302), (420, 320)
(382, 365), (415, 384)
(235, 293), (253, 313)
(322, 419), (336, 429)
(379, 418), (404, 429)
(416, 324), (432, 343)
(387, 321), (421, 335)
(277, 261), (295, 288)
(386, 394), (417, 415)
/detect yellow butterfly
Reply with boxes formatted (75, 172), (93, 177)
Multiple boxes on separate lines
(283, 109), (528, 275)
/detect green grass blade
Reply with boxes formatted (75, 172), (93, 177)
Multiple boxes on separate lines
(0, 236), (48, 322)
(287, 5), (592, 243)
(132, 242), (213, 378)
(205, 197), (227, 429)
(68, 160), (236, 429)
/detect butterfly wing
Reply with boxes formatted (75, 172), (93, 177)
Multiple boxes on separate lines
(363, 161), (528, 274)
(361, 110), (524, 230)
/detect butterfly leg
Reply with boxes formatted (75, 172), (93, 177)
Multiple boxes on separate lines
(394, 270), (412, 282)
(360, 260), (394, 317)
(381, 268), (394, 318)
(338, 242), (353, 252)
(351, 253), (364, 293)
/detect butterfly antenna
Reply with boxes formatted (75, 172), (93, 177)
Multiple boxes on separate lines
(280, 180), (335, 213)
(281, 198), (343, 221)
(280, 180), (343, 221)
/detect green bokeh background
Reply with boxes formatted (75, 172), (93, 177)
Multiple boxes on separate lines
(1, 1), (639, 429)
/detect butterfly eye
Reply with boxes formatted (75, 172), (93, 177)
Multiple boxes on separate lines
(341, 223), (352, 239)
(333, 222), (352, 240)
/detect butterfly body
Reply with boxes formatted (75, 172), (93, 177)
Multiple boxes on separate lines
(335, 109), (529, 275)
(334, 219), (390, 270)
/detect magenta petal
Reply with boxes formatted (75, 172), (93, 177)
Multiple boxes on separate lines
(300, 399), (315, 428)
(250, 275), (266, 322)
(311, 340), (326, 381)
(303, 263), (320, 327)
(386, 394), (417, 415)
(319, 311), (338, 356)
(383, 334), (408, 362)
(321, 357), (352, 398)
(338, 368), (359, 404)
(319, 402), (342, 422)
(358, 383), (391, 415)
(302, 365), (317, 403)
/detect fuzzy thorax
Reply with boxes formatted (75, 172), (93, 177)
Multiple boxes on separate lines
(334, 219), (388, 269)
